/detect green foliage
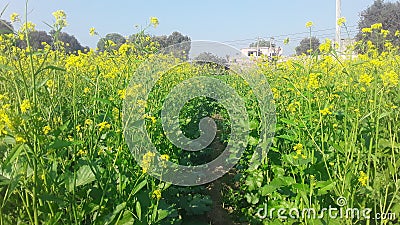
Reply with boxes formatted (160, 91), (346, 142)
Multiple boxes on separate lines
(0, 19), (12, 35)
(295, 37), (320, 55)
(97, 33), (126, 52)
(51, 31), (88, 54)
(356, 0), (400, 52)
(249, 39), (272, 48)
(16, 30), (52, 50)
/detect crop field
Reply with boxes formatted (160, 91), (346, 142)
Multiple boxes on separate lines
(0, 8), (399, 225)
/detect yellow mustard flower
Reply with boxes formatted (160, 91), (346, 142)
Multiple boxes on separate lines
(160, 154), (170, 161)
(152, 189), (162, 200)
(97, 121), (111, 131)
(370, 23), (382, 30)
(380, 29), (390, 38)
(362, 27), (372, 33)
(150, 17), (159, 28)
(380, 70), (399, 87)
(337, 17), (346, 27)
(319, 108), (332, 116)
(10, 13), (20, 23)
(89, 27), (97, 36)
(20, 99), (31, 113)
(43, 125), (51, 135)
(142, 151), (156, 173)
(358, 171), (368, 186)
(359, 74), (373, 86)
(305, 21), (313, 28)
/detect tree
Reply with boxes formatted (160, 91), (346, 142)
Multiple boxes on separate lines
(51, 31), (87, 53)
(0, 20), (13, 35)
(194, 52), (228, 66)
(131, 31), (191, 59)
(249, 39), (272, 48)
(295, 37), (320, 55)
(164, 31), (191, 60)
(17, 30), (53, 50)
(356, 0), (400, 52)
(97, 33), (126, 52)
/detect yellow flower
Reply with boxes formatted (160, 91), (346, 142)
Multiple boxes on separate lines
(307, 73), (319, 89)
(160, 154), (170, 161)
(97, 121), (111, 131)
(77, 149), (87, 156)
(271, 88), (280, 99)
(150, 17), (159, 28)
(52, 10), (68, 28)
(395, 30), (400, 37)
(142, 151), (156, 173)
(85, 119), (93, 126)
(359, 74), (373, 86)
(144, 114), (157, 124)
(10, 13), (20, 23)
(83, 87), (90, 94)
(380, 29), (390, 38)
(152, 189), (162, 200)
(319, 39), (332, 53)
(117, 89), (126, 99)
(319, 108), (332, 116)
(46, 79), (55, 88)
(362, 27), (372, 33)
(370, 23), (382, 30)
(20, 99), (31, 113)
(20, 21), (36, 33)
(358, 171), (368, 186)
(305, 21), (313, 28)
(89, 27), (97, 36)
(337, 17), (346, 26)
(293, 143), (303, 152)
(283, 38), (290, 45)
(43, 125), (51, 135)
(15, 135), (26, 143)
(380, 70), (399, 87)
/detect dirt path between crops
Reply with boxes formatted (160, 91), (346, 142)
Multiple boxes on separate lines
(205, 124), (247, 225)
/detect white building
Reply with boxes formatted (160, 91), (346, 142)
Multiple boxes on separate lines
(240, 46), (283, 58)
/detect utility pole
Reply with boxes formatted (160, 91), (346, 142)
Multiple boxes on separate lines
(256, 37), (260, 58)
(336, 0), (341, 50)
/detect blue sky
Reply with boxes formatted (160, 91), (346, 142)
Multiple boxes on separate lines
(2, 0), (394, 55)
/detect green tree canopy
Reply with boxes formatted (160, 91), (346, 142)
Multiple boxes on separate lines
(51, 31), (88, 53)
(356, 0), (400, 52)
(249, 39), (272, 48)
(17, 30), (53, 50)
(97, 33), (126, 52)
(0, 20), (13, 35)
(295, 37), (320, 55)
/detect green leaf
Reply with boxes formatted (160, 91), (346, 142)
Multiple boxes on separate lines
(156, 209), (169, 223)
(316, 180), (336, 195)
(116, 211), (134, 225)
(49, 139), (83, 149)
(260, 184), (278, 196)
(103, 202), (127, 225)
(276, 134), (296, 142)
(245, 171), (263, 191)
(135, 201), (141, 220)
(245, 193), (259, 205)
(94, 97), (116, 107)
(131, 179), (147, 196)
(2, 144), (24, 169)
(75, 165), (96, 187)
